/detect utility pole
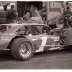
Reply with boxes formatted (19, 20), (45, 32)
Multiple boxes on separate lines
(46, 2), (49, 22)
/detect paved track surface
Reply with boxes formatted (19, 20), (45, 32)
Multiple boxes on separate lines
(0, 49), (72, 69)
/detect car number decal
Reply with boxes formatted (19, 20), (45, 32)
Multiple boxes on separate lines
(36, 36), (47, 52)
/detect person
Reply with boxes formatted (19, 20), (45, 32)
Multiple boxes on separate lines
(7, 5), (17, 23)
(3, 4), (7, 11)
(3, 4), (8, 20)
(23, 5), (43, 35)
(0, 4), (8, 31)
(62, 6), (72, 28)
(22, 6), (31, 34)
(29, 5), (43, 24)
(23, 6), (31, 21)
(28, 5), (43, 34)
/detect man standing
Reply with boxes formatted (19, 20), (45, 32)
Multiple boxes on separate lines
(7, 5), (17, 23)
(63, 6), (72, 28)
(3, 4), (7, 11)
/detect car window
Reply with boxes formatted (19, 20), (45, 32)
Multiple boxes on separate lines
(0, 25), (7, 33)
(0, 25), (12, 33)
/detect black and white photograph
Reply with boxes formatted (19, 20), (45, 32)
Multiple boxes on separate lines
(0, 0), (72, 70)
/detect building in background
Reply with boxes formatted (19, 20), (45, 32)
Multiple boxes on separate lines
(17, 1), (43, 17)
(0, 1), (71, 24)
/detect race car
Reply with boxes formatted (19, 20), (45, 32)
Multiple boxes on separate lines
(0, 22), (62, 61)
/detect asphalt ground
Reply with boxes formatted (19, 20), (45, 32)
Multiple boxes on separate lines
(0, 49), (72, 69)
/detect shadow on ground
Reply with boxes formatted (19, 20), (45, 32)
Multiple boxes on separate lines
(0, 48), (72, 61)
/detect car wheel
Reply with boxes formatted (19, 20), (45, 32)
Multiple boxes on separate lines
(11, 38), (34, 61)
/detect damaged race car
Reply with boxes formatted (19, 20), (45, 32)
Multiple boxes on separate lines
(0, 16), (72, 61)
(0, 22), (63, 61)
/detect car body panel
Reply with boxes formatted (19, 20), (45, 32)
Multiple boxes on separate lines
(0, 25), (22, 49)
(0, 23), (44, 42)
(0, 23), (44, 50)
(65, 28), (72, 45)
(0, 25), (22, 45)
(0, 24), (60, 53)
(26, 34), (60, 52)
(0, 22), (71, 53)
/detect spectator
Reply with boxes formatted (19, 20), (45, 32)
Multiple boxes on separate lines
(62, 6), (72, 28)
(3, 4), (7, 11)
(23, 7), (31, 21)
(7, 5), (17, 23)
(63, 6), (72, 17)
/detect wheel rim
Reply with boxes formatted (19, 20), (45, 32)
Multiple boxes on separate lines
(19, 42), (32, 58)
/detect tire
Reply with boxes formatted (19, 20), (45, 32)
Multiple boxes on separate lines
(10, 38), (34, 61)
(64, 45), (72, 51)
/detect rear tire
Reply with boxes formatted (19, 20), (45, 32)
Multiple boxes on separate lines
(64, 45), (72, 51)
(11, 38), (34, 61)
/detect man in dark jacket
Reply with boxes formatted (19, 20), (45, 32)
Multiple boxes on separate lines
(63, 6), (72, 28)
(7, 5), (17, 23)
(3, 4), (7, 11)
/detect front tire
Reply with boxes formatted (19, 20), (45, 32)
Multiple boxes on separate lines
(11, 38), (34, 61)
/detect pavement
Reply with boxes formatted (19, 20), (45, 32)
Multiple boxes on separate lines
(0, 49), (72, 69)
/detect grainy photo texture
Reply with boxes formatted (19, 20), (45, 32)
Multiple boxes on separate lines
(0, 1), (72, 69)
